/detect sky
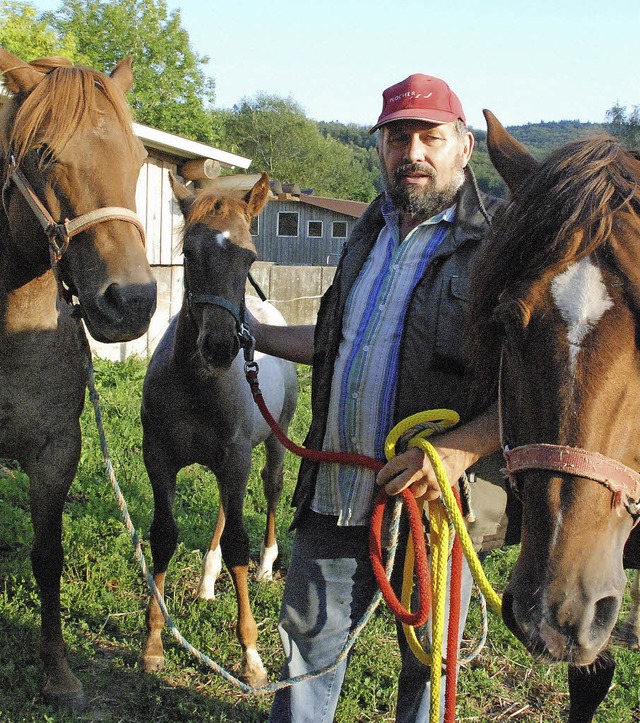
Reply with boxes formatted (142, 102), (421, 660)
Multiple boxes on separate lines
(28, 0), (638, 131)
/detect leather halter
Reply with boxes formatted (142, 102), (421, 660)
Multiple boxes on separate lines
(498, 348), (640, 521)
(3, 156), (145, 262)
(185, 290), (255, 358)
(503, 443), (640, 519)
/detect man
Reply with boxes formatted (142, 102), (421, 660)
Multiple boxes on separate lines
(251, 73), (506, 722)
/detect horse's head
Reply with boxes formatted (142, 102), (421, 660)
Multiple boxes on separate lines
(470, 111), (640, 665)
(171, 172), (270, 374)
(0, 49), (156, 342)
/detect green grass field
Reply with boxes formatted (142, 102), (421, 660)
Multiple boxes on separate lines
(0, 358), (638, 722)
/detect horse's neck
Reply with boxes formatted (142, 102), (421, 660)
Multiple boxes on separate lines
(0, 209), (62, 336)
(0, 266), (62, 338)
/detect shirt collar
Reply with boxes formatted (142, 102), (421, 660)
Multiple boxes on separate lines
(381, 197), (457, 243)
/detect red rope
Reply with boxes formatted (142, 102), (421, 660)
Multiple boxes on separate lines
(247, 368), (438, 632)
(247, 366), (465, 720)
(369, 488), (432, 626)
(444, 488), (463, 723)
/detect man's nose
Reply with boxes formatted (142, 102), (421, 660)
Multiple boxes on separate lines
(405, 134), (428, 162)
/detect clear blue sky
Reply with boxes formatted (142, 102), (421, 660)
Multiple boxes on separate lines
(29, 0), (638, 131)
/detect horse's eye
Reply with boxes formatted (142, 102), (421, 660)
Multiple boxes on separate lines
(493, 299), (530, 348)
(34, 144), (55, 166)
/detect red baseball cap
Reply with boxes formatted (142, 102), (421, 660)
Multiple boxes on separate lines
(369, 74), (466, 133)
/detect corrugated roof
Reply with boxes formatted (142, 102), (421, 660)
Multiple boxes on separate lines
(298, 194), (368, 218)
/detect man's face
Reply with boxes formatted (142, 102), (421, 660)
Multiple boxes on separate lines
(378, 120), (474, 220)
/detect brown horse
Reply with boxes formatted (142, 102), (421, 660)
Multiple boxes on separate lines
(140, 173), (298, 687)
(469, 110), (640, 722)
(0, 50), (157, 710)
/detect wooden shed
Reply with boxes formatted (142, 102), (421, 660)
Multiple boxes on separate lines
(253, 189), (368, 266)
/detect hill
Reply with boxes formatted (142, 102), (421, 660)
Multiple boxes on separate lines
(471, 119), (610, 197)
(318, 119), (613, 200)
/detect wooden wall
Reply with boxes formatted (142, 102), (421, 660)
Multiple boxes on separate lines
(253, 199), (352, 267)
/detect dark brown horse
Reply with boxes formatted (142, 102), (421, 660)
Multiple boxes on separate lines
(140, 173), (298, 687)
(469, 110), (640, 722)
(0, 50), (156, 709)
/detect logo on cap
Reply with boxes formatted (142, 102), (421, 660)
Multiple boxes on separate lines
(370, 74), (466, 134)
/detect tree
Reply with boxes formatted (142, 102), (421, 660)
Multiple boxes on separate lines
(606, 102), (640, 149)
(220, 94), (378, 202)
(45, 0), (221, 143)
(0, 1), (77, 60)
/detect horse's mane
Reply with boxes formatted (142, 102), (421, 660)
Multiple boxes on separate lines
(467, 135), (640, 407)
(6, 56), (134, 164)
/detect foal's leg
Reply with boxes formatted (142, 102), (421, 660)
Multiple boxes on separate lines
(140, 445), (179, 674)
(567, 653), (615, 723)
(217, 453), (268, 687)
(197, 505), (225, 599)
(255, 433), (286, 581)
(29, 458), (87, 711)
(619, 570), (640, 649)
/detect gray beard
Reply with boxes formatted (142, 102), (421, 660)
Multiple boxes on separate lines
(382, 162), (465, 221)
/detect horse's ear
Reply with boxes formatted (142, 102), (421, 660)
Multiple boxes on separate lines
(0, 48), (44, 95)
(169, 171), (195, 217)
(484, 109), (539, 195)
(243, 172), (270, 217)
(109, 57), (134, 95)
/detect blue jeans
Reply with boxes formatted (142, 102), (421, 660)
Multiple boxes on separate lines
(268, 511), (473, 723)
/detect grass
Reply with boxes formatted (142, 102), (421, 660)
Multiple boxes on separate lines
(0, 358), (638, 722)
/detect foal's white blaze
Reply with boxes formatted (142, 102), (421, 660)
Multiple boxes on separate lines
(550, 257), (613, 373)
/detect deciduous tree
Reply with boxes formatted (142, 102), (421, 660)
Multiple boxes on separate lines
(45, 0), (221, 143)
(606, 102), (640, 149)
(221, 93), (378, 202)
(0, 1), (77, 60)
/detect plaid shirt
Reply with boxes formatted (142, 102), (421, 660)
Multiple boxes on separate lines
(311, 201), (456, 525)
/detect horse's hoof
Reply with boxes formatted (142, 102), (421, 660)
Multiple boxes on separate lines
(141, 654), (165, 673)
(256, 542), (278, 581)
(42, 687), (89, 713)
(196, 581), (216, 600)
(198, 548), (222, 599)
(242, 648), (268, 688)
(243, 667), (269, 689)
(618, 622), (640, 649)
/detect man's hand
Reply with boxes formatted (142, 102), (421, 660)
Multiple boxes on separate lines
(375, 403), (501, 501)
(376, 444), (473, 501)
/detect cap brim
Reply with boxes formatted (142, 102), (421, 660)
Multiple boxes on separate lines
(369, 108), (463, 134)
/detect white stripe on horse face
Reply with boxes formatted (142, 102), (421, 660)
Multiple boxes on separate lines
(551, 257), (613, 374)
(215, 230), (230, 246)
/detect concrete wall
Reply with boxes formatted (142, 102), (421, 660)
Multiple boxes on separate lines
(88, 260), (336, 362)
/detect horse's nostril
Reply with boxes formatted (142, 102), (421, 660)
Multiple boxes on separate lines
(591, 595), (619, 634)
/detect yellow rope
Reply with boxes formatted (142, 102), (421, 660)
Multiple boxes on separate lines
(383, 410), (503, 723)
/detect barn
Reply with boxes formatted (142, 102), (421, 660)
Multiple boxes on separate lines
(253, 183), (368, 267)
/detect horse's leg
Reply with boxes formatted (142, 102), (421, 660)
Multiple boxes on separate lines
(218, 454), (268, 687)
(619, 570), (640, 649)
(567, 653), (615, 723)
(140, 446), (179, 674)
(29, 456), (87, 711)
(197, 504), (225, 600)
(255, 433), (285, 581)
